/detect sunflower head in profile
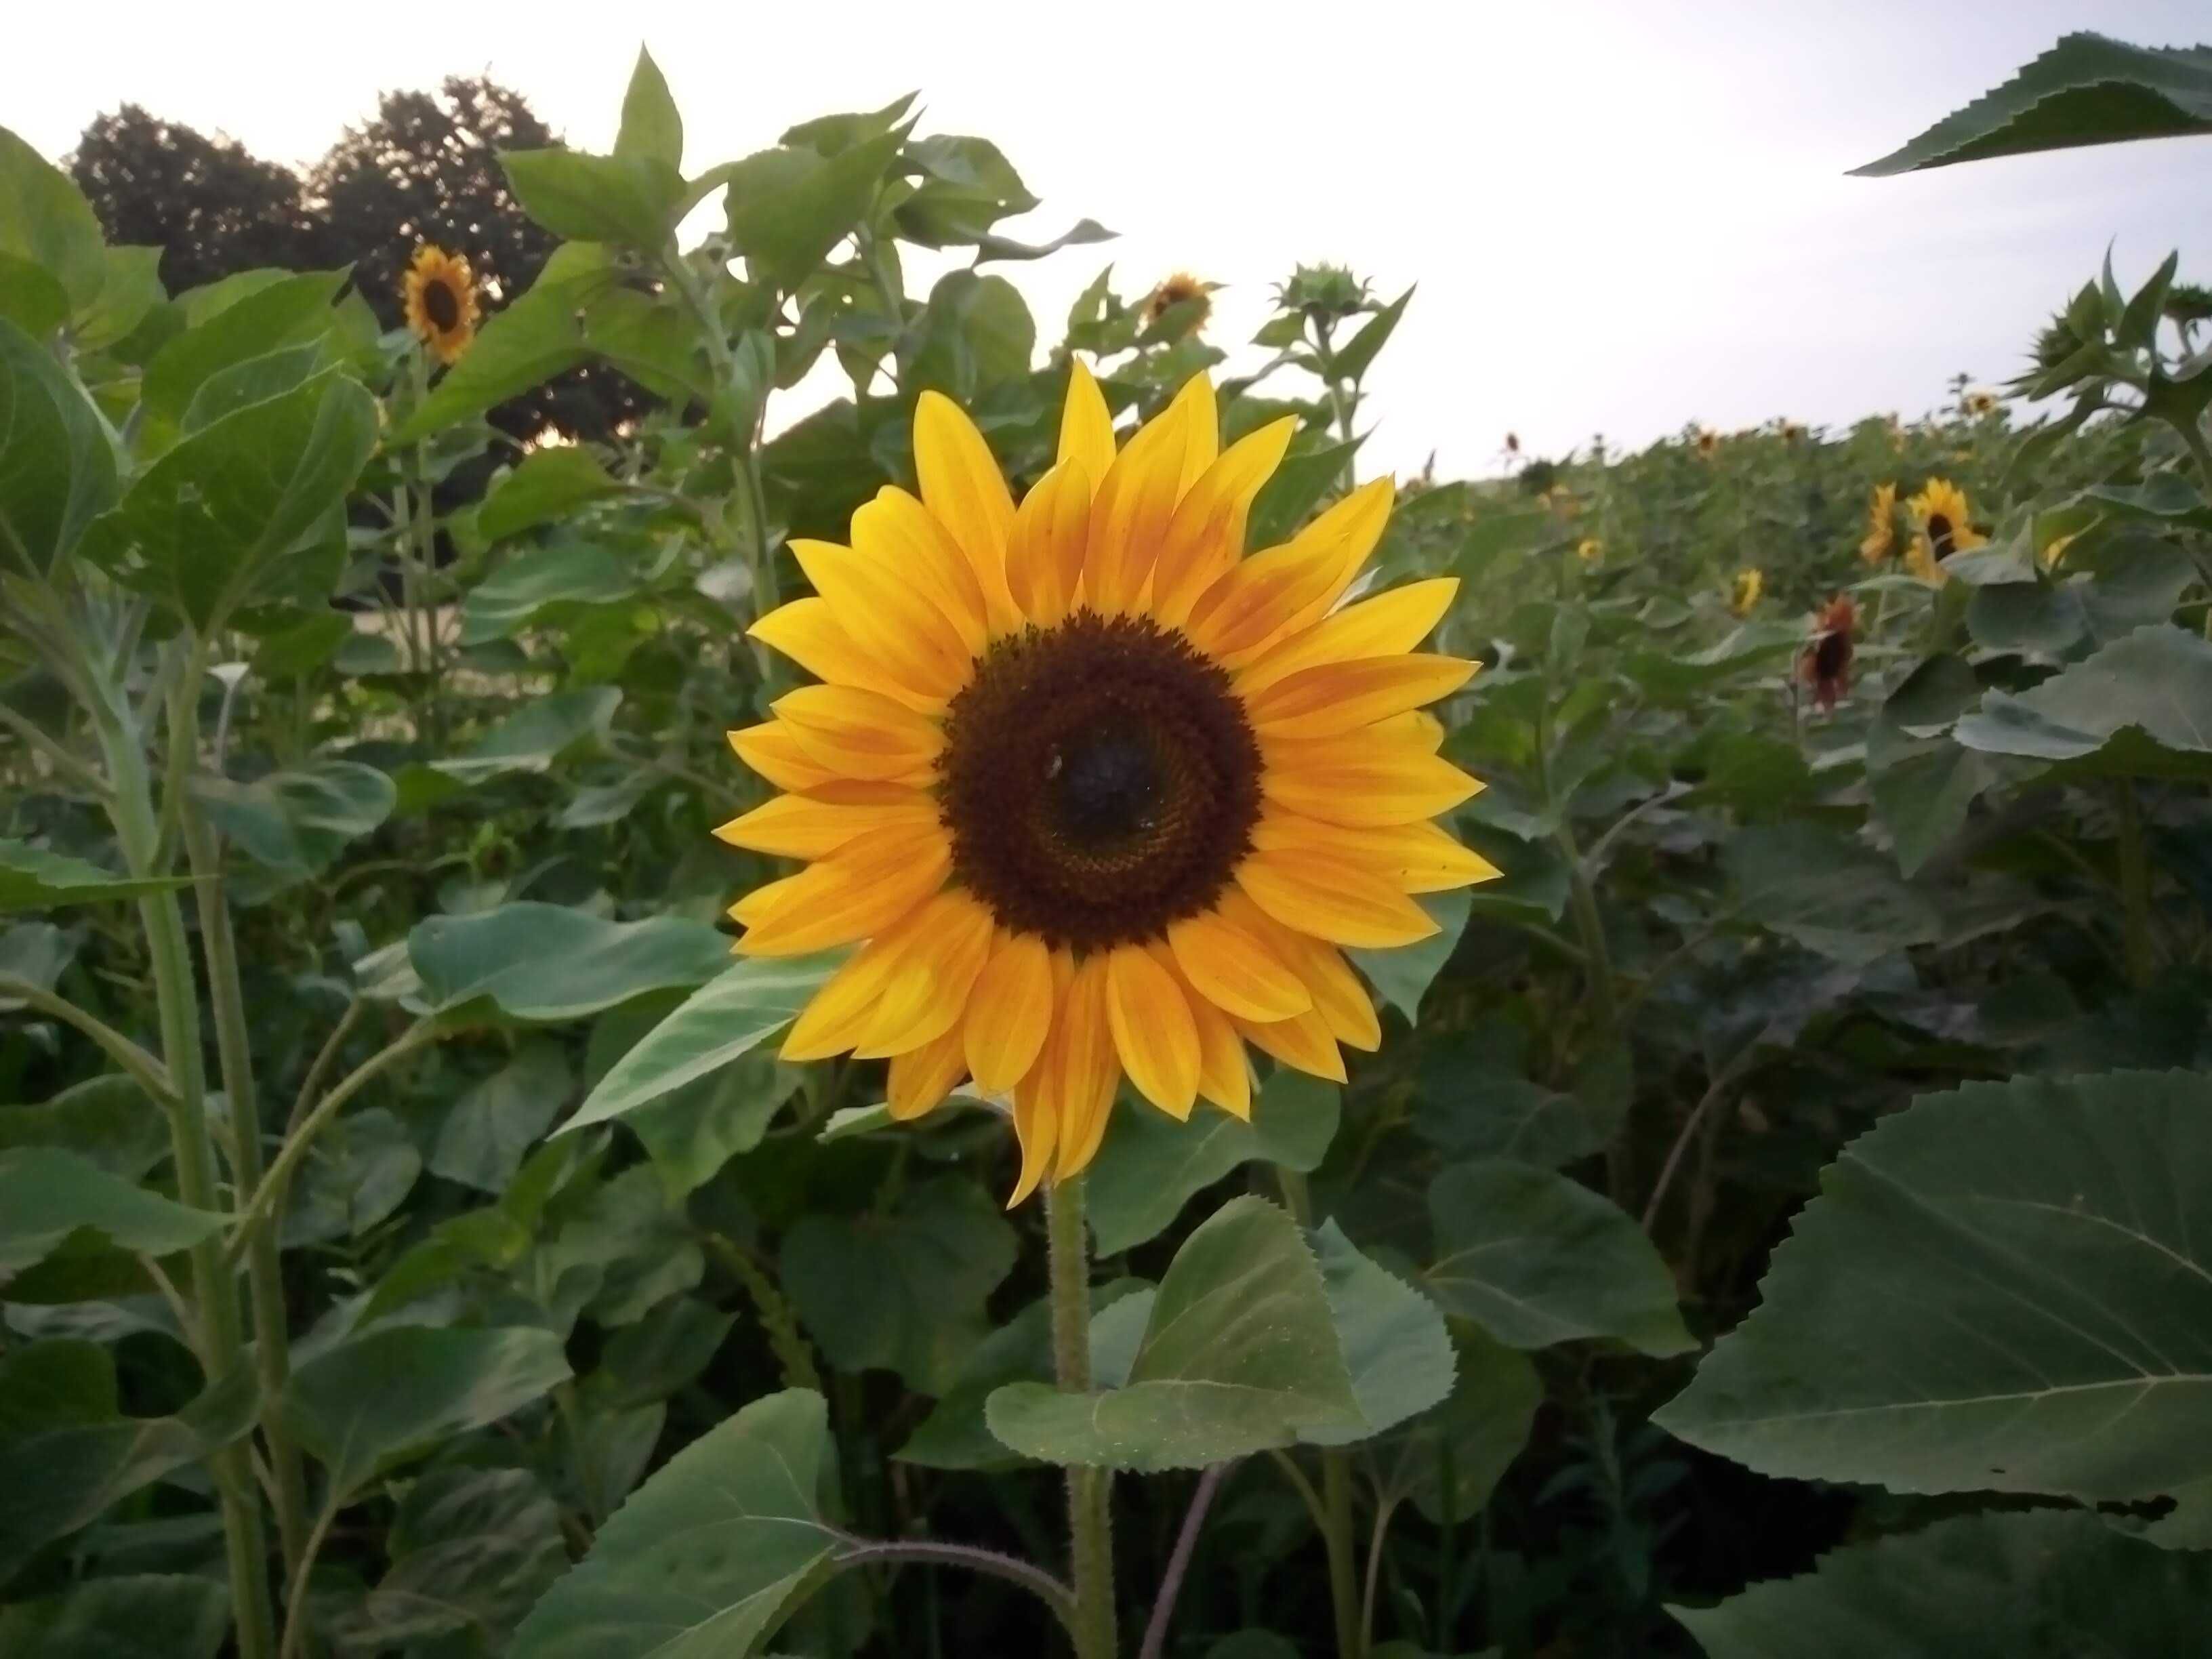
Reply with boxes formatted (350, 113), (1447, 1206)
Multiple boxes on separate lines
(1780, 419), (1806, 444)
(719, 367), (1497, 1203)
(1800, 595), (1857, 711)
(1859, 482), (1898, 565)
(1576, 537), (1603, 565)
(1143, 272), (1214, 337)
(1964, 388), (1999, 417)
(1730, 567), (1763, 615)
(1694, 428), (1719, 458)
(401, 244), (480, 365)
(1904, 478), (1986, 586)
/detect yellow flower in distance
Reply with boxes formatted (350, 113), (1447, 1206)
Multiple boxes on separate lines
(719, 367), (1497, 1202)
(1965, 389), (1999, 416)
(1144, 272), (1213, 335)
(2041, 532), (2077, 570)
(1859, 483), (1896, 564)
(1904, 478), (1986, 586)
(1576, 538), (1602, 564)
(1730, 567), (1763, 615)
(401, 244), (480, 365)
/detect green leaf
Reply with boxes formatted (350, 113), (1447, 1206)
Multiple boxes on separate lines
(501, 149), (686, 252)
(0, 315), (117, 576)
(615, 47), (683, 171)
(1330, 285), (1412, 384)
(782, 1177), (1018, 1393)
(1085, 1069), (1340, 1254)
(1668, 1509), (2212, 1658)
(0, 1147), (226, 1279)
(99, 368), (376, 630)
(1414, 1036), (1616, 1169)
(567, 954), (836, 1132)
(138, 269), (348, 434)
(0, 1574), (230, 1659)
(1725, 823), (1942, 965)
(985, 1195), (1364, 1470)
(281, 1106), (420, 1247)
(1854, 33), (2212, 176)
(430, 1040), (572, 1191)
(73, 245), (167, 353)
(0, 251), (68, 338)
(628, 1051), (798, 1198)
(1350, 891), (1471, 1021)
(333, 1468), (567, 1654)
(189, 758), (394, 880)
(1380, 1328), (1542, 1525)
(1301, 1219), (1456, 1446)
(282, 1325), (571, 1498)
(542, 1165), (703, 1327)
(407, 901), (733, 1022)
(0, 1076), (170, 1181)
(722, 131), (903, 293)
(428, 687), (622, 783)
(1656, 1069), (2212, 1500)
(388, 260), (598, 444)
(0, 126), (106, 310)
(1954, 623), (2212, 771)
(907, 270), (1036, 399)
(459, 543), (638, 642)
(0, 840), (193, 913)
(250, 610), (352, 680)
(1425, 1161), (1692, 1357)
(475, 448), (628, 544)
(509, 1389), (841, 1659)
(1248, 438), (1357, 548)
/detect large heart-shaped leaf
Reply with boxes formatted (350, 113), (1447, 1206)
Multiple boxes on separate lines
(0, 316), (116, 576)
(1300, 1219), (1456, 1446)
(0, 1147), (226, 1280)
(0, 1572), (230, 1659)
(406, 901), (732, 1023)
(1953, 623), (2212, 774)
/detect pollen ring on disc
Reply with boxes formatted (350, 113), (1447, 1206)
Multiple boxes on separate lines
(936, 609), (1263, 953)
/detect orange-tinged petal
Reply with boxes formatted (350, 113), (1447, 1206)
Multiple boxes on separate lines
(783, 938), (905, 1060)
(852, 891), (996, 1057)
(773, 684), (945, 782)
(1235, 578), (1460, 698)
(787, 539), (970, 701)
(1052, 954), (1119, 1180)
(853, 487), (990, 657)
(1231, 1004), (1347, 1084)
(1151, 942), (1250, 1120)
(888, 1025), (968, 1120)
(1260, 731), (1480, 827)
(1007, 1069), (1061, 1207)
(714, 783), (939, 859)
(727, 722), (840, 792)
(914, 391), (1021, 635)
(1058, 357), (1116, 496)
(1005, 462), (1091, 629)
(1151, 416), (1299, 627)
(1183, 478), (1395, 664)
(966, 932), (1056, 1094)
(1105, 943), (1200, 1120)
(1252, 813), (1501, 893)
(748, 596), (937, 710)
(735, 821), (950, 956)
(1167, 371), (1219, 495)
(1166, 908), (1312, 1022)
(1245, 653), (1475, 741)
(1084, 389), (1194, 613)
(1283, 936), (1382, 1051)
(1237, 848), (1440, 949)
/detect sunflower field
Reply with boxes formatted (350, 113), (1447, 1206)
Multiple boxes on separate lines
(6, 29), (2212, 1659)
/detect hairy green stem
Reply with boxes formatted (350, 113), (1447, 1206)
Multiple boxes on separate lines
(831, 1536), (1077, 1635)
(705, 1233), (821, 1393)
(1046, 1176), (1116, 1659)
(1275, 1170), (1361, 1659)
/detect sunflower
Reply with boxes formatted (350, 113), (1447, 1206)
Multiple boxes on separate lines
(1694, 428), (1718, 458)
(718, 367), (1496, 1202)
(1143, 272), (1213, 336)
(401, 244), (480, 365)
(1576, 537), (1603, 565)
(1965, 388), (1999, 416)
(1904, 478), (1986, 585)
(1730, 567), (1763, 615)
(1858, 483), (1897, 564)
(1801, 595), (1857, 711)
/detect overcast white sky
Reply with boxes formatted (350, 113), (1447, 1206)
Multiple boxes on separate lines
(10, 1), (2211, 477)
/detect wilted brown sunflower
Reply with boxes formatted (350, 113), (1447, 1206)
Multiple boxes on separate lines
(1800, 595), (1857, 711)
(1144, 272), (1213, 336)
(401, 244), (480, 365)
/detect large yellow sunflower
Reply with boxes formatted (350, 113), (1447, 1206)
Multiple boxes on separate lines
(1904, 478), (1986, 585)
(1859, 482), (1896, 564)
(718, 366), (1497, 1202)
(401, 244), (480, 365)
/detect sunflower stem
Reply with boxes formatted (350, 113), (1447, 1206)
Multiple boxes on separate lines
(1274, 1171), (1363, 1659)
(1046, 1175), (1118, 1659)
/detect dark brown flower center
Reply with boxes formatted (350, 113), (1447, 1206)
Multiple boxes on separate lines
(938, 611), (1263, 952)
(1813, 629), (1850, 681)
(1927, 514), (1954, 559)
(423, 277), (462, 331)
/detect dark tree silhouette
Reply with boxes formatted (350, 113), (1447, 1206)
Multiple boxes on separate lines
(69, 106), (316, 294)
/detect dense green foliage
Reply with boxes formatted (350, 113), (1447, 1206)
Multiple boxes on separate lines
(4, 34), (2212, 1659)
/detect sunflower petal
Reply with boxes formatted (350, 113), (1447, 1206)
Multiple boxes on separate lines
(1007, 1069), (1061, 1208)
(1231, 1004), (1347, 1084)
(1282, 935), (1382, 1051)
(1084, 388), (1195, 613)
(966, 933), (1056, 1095)
(1237, 848), (1440, 948)
(713, 783), (938, 859)
(853, 487), (991, 655)
(787, 540), (970, 701)
(1152, 416), (1298, 626)
(1058, 357), (1116, 491)
(1052, 954), (1119, 1180)
(781, 941), (901, 1061)
(1106, 943), (1200, 1120)
(773, 684), (945, 782)
(888, 1025), (968, 1120)
(727, 722), (840, 792)
(1152, 942), (1251, 1119)
(1166, 908), (1312, 1021)
(1244, 653), (1477, 740)
(1252, 813), (1502, 893)
(1259, 729), (1481, 827)
(749, 596), (943, 712)
(914, 392), (1021, 634)
(735, 821), (950, 956)
(1183, 478), (1395, 664)
(851, 893), (996, 1057)
(1004, 462), (1091, 630)
(1235, 578), (1460, 698)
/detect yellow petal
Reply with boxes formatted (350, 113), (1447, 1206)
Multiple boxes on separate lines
(773, 684), (945, 782)
(853, 487), (990, 657)
(1260, 729), (1481, 827)
(1151, 416), (1299, 627)
(727, 722), (840, 792)
(965, 932), (1056, 1095)
(782, 940), (901, 1061)
(1106, 943), (1200, 1120)
(787, 540), (970, 703)
(1152, 942), (1250, 1120)
(851, 891), (996, 1057)
(1235, 578), (1460, 699)
(714, 783), (939, 859)
(1282, 935), (1382, 1051)
(888, 1025), (968, 1120)
(914, 392), (1021, 635)
(1231, 1004), (1347, 1084)
(1236, 848), (1441, 949)
(1252, 813), (1501, 893)
(1084, 389), (1194, 613)
(1007, 1069), (1061, 1207)
(1166, 907), (1312, 1021)
(1058, 357), (1116, 492)
(735, 821), (949, 956)
(1244, 654), (1476, 741)
(1052, 954), (1119, 1180)
(748, 596), (936, 711)
(1004, 462), (1091, 630)
(1168, 371), (1220, 493)
(1183, 478), (1395, 665)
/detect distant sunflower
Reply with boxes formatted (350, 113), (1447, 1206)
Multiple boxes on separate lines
(1904, 478), (1986, 585)
(1731, 567), (1763, 615)
(1859, 483), (1897, 564)
(1965, 388), (1999, 416)
(1576, 537), (1603, 564)
(1780, 419), (1806, 444)
(1504, 431), (1521, 455)
(1144, 272), (1213, 336)
(401, 244), (479, 365)
(1694, 428), (1719, 458)
(1801, 595), (1857, 711)
(720, 367), (1496, 1202)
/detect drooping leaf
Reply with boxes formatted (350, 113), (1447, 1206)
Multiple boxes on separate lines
(333, 1467), (568, 1653)
(1953, 623), (2212, 773)
(428, 687), (623, 784)
(720, 131), (903, 293)
(0, 1147), (225, 1280)
(627, 1051), (798, 1197)
(0, 315), (117, 576)
(280, 1107), (421, 1248)
(474, 448), (628, 545)
(1725, 822), (1943, 964)
(407, 901), (733, 1023)
(0, 126), (106, 310)
(0, 840), (193, 913)
(1301, 1219), (1456, 1446)
(188, 758), (394, 880)
(1378, 1328), (1543, 1525)
(0, 1572), (229, 1659)
(501, 149), (687, 253)
(430, 1040), (573, 1191)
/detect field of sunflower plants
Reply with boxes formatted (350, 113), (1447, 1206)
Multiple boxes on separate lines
(6, 26), (2212, 1659)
